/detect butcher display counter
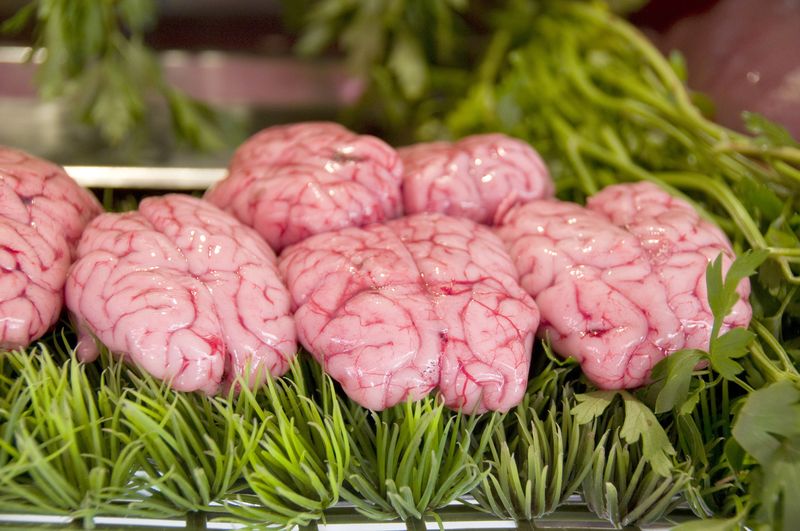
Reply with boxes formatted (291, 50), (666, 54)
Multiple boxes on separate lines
(2, 1), (797, 529)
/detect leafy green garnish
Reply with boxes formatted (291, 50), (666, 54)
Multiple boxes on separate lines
(2, 0), (230, 149)
(732, 381), (800, 527)
(225, 360), (349, 527)
(709, 328), (755, 380)
(706, 250), (769, 340)
(340, 396), (492, 523)
(732, 381), (800, 464)
(646, 349), (704, 414)
(571, 390), (675, 478)
(619, 391), (676, 478)
(673, 516), (741, 531)
(583, 407), (689, 528)
(0, 339), (153, 524)
(471, 385), (598, 520)
(571, 390), (617, 424)
(743, 111), (800, 149)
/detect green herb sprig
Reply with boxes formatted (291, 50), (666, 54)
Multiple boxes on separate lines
(0, 335), (151, 527)
(224, 359), (350, 528)
(471, 387), (598, 520)
(340, 395), (494, 526)
(2, 0), (228, 150)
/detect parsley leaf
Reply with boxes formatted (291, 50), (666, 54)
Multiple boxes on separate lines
(672, 516), (740, 531)
(734, 178), (784, 223)
(709, 328), (755, 380)
(743, 111), (800, 149)
(646, 349), (705, 414)
(757, 457), (800, 527)
(734, 382), (800, 526)
(706, 249), (769, 341)
(619, 391), (676, 478)
(571, 390), (618, 425)
(732, 381), (800, 465)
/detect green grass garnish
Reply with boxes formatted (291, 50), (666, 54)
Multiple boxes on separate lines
(0, 338), (151, 527)
(224, 359), (350, 527)
(471, 389), (598, 520)
(340, 395), (495, 524)
(583, 405), (691, 528)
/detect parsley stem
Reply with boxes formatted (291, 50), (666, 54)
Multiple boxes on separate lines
(766, 247), (800, 258)
(752, 320), (799, 376)
(714, 142), (800, 167)
(774, 160), (800, 185)
(747, 338), (797, 383)
(721, 379), (730, 431)
(550, 115), (599, 195)
(731, 377), (755, 394)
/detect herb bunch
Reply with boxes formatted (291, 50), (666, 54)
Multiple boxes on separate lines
(2, 0), (227, 150)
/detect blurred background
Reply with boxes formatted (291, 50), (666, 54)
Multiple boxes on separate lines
(0, 0), (798, 166)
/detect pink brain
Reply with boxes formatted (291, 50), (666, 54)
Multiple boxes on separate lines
(1, 147), (102, 349)
(65, 194), (296, 394)
(496, 182), (751, 389)
(205, 122), (404, 251)
(400, 133), (553, 224)
(279, 212), (539, 413)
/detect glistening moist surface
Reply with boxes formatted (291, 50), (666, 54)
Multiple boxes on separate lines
(279, 212), (539, 413)
(400, 133), (554, 224)
(496, 182), (751, 389)
(0, 147), (102, 349)
(66, 194), (296, 394)
(205, 122), (404, 251)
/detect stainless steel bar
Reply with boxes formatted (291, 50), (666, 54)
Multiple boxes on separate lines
(64, 166), (225, 190)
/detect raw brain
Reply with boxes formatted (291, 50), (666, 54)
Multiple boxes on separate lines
(65, 194), (296, 394)
(204, 122), (404, 251)
(496, 182), (751, 389)
(400, 133), (554, 224)
(279, 212), (539, 413)
(1, 147), (102, 349)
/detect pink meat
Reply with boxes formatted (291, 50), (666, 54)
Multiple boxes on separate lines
(65, 194), (296, 394)
(496, 182), (751, 389)
(587, 182), (751, 349)
(1, 147), (102, 349)
(400, 133), (553, 224)
(279, 212), (539, 413)
(204, 122), (404, 251)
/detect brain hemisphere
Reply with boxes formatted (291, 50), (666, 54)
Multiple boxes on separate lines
(586, 182), (751, 347)
(400, 133), (553, 224)
(65, 194), (296, 394)
(205, 122), (404, 251)
(1, 147), (102, 349)
(496, 182), (751, 389)
(279, 212), (539, 413)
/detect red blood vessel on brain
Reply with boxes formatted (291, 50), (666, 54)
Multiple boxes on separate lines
(0, 147), (102, 349)
(496, 182), (751, 389)
(279, 213), (539, 413)
(205, 122), (404, 251)
(65, 194), (296, 393)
